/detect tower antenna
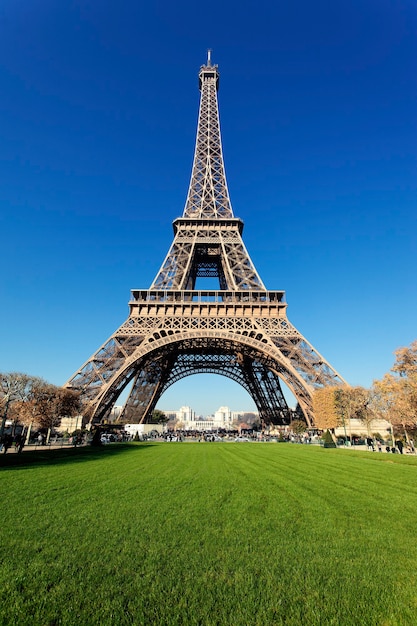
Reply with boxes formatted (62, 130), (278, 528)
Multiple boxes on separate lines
(207, 49), (212, 66)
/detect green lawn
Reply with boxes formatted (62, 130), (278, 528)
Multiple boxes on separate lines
(1, 442), (417, 625)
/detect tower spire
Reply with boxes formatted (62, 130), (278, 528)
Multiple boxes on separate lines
(150, 56), (264, 290)
(183, 52), (232, 219)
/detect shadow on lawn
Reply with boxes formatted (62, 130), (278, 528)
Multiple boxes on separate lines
(0, 442), (154, 471)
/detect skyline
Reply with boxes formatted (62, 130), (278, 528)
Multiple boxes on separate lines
(1, 1), (416, 415)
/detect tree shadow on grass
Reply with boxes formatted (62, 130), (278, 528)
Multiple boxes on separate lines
(0, 442), (155, 471)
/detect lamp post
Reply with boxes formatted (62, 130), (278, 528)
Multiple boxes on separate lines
(342, 413), (348, 446)
(390, 422), (395, 448)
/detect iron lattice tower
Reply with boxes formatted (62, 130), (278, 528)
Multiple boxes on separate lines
(66, 52), (346, 427)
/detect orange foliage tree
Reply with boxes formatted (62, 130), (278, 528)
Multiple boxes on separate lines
(312, 386), (341, 431)
(372, 340), (417, 442)
(313, 385), (373, 439)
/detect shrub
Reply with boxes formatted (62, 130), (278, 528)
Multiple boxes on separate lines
(323, 429), (336, 448)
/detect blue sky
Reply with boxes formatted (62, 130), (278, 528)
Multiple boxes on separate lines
(1, 1), (416, 416)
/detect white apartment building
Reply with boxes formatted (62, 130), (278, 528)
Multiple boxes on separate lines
(163, 406), (196, 428)
(214, 406), (233, 429)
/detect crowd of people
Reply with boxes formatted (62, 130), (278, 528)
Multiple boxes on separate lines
(365, 436), (415, 454)
(0, 432), (25, 454)
(1, 426), (415, 455)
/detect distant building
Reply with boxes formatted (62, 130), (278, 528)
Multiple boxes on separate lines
(214, 406), (233, 429)
(158, 405), (259, 431)
(95, 405), (124, 424)
(109, 405), (123, 422)
(57, 415), (84, 433)
(334, 417), (391, 439)
(231, 411), (244, 423)
(178, 406), (196, 423)
(164, 406), (196, 428)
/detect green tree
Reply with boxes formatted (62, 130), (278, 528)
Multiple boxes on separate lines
(149, 409), (168, 424)
(322, 429), (337, 448)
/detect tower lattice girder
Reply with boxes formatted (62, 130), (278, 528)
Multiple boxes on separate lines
(121, 351), (290, 425)
(67, 290), (345, 427)
(65, 53), (346, 427)
(151, 219), (265, 291)
(183, 58), (231, 219)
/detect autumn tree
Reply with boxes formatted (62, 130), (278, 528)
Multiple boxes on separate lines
(0, 372), (44, 437)
(391, 340), (417, 377)
(372, 374), (417, 442)
(289, 419), (307, 435)
(312, 386), (341, 431)
(30, 385), (82, 431)
(335, 386), (373, 436)
(392, 341), (417, 432)
(58, 388), (82, 421)
(8, 400), (37, 430)
(372, 340), (417, 442)
(313, 384), (374, 442)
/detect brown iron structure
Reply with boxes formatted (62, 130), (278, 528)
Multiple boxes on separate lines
(65, 52), (346, 427)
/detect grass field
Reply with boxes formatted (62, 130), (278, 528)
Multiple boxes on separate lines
(1, 442), (417, 626)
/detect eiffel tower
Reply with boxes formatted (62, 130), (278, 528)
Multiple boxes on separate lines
(65, 52), (346, 427)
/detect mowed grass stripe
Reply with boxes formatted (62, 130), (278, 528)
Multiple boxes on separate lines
(1, 442), (416, 625)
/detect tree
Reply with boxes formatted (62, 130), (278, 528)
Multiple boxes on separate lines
(9, 399), (38, 430)
(335, 386), (373, 437)
(0, 373), (84, 445)
(391, 341), (417, 434)
(149, 409), (168, 424)
(322, 429), (336, 448)
(58, 388), (82, 421)
(312, 386), (341, 431)
(407, 374), (417, 423)
(372, 340), (417, 442)
(290, 419), (306, 435)
(30, 385), (82, 431)
(391, 340), (417, 377)
(313, 385), (373, 442)
(372, 374), (416, 442)
(0, 372), (44, 437)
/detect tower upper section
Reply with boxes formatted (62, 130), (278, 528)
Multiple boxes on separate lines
(149, 53), (265, 291)
(183, 51), (234, 219)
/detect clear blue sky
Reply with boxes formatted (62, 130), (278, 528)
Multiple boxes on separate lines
(1, 1), (416, 416)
